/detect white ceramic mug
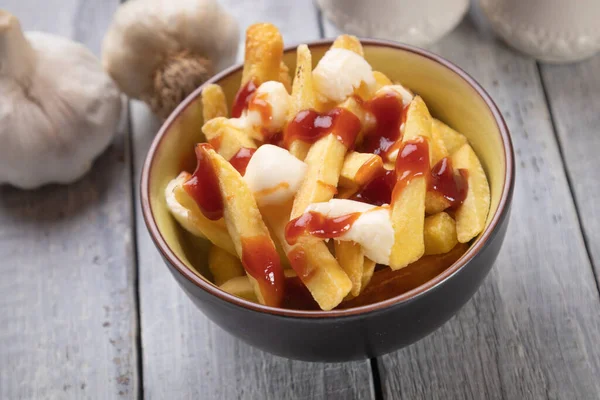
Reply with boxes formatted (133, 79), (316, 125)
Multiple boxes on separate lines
(316, 0), (469, 47)
(480, 0), (600, 63)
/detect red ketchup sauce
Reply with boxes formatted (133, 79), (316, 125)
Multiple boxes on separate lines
(229, 147), (256, 175)
(285, 211), (361, 245)
(357, 93), (409, 159)
(282, 274), (319, 310)
(351, 168), (397, 206)
(183, 143), (224, 220)
(284, 108), (361, 149)
(241, 236), (284, 307)
(232, 78), (259, 118)
(429, 157), (469, 208)
(248, 92), (273, 123)
(391, 137), (431, 202)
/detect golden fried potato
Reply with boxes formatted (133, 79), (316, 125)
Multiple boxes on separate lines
(387, 96), (433, 164)
(205, 146), (284, 306)
(201, 84), (228, 122)
(260, 202), (352, 310)
(451, 144), (491, 243)
(373, 71), (392, 90)
(220, 276), (258, 302)
(332, 34), (364, 56)
(424, 212), (458, 255)
(208, 245), (245, 285)
(425, 191), (451, 215)
(278, 61), (292, 92)
(389, 177), (427, 269)
(430, 122), (449, 166)
(334, 241), (364, 297)
(433, 119), (468, 155)
(339, 152), (383, 190)
(361, 258), (376, 291)
(170, 173), (236, 255)
(291, 134), (347, 219)
(287, 44), (316, 160)
(242, 23), (284, 85)
(202, 117), (256, 160)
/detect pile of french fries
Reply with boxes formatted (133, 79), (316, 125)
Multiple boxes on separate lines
(165, 23), (491, 311)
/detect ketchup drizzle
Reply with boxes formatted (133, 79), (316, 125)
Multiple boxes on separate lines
(229, 147), (256, 175)
(241, 236), (284, 307)
(232, 78), (258, 118)
(429, 157), (469, 208)
(284, 108), (361, 149)
(392, 137), (431, 202)
(358, 93), (408, 158)
(285, 211), (361, 245)
(183, 143), (224, 220)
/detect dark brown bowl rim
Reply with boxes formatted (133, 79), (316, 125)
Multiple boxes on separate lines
(141, 38), (515, 319)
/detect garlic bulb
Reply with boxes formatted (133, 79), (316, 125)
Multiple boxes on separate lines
(0, 11), (122, 189)
(102, 0), (239, 119)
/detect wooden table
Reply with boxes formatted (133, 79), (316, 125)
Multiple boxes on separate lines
(2, 1), (600, 399)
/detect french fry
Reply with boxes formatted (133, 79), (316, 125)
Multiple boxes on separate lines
(389, 177), (427, 269)
(425, 191), (451, 215)
(242, 23), (284, 86)
(341, 243), (469, 308)
(451, 144), (491, 243)
(388, 98), (433, 269)
(430, 121), (449, 166)
(278, 61), (292, 93)
(220, 276), (258, 302)
(339, 152), (383, 191)
(204, 146), (284, 306)
(201, 84), (228, 122)
(332, 34), (364, 56)
(424, 212), (458, 255)
(208, 245), (245, 285)
(260, 202), (352, 310)
(373, 71), (392, 90)
(202, 117), (256, 161)
(361, 258), (376, 291)
(433, 119), (468, 154)
(290, 134), (347, 219)
(287, 44), (316, 160)
(167, 172), (237, 256)
(334, 241), (364, 297)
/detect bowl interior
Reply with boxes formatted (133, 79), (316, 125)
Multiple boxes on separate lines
(144, 41), (508, 309)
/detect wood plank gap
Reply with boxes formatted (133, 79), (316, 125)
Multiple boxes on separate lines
(370, 358), (384, 400)
(316, 7), (325, 39)
(535, 61), (600, 297)
(125, 100), (145, 400)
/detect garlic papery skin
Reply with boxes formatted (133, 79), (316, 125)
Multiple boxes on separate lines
(102, 0), (239, 119)
(0, 11), (122, 190)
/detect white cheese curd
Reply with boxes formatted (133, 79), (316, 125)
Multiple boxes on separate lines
(165, 172), (206, 238)
(245, 81), (291, 133)
(304, 199), (394, 265)
(243, 144), (307, 206)
(312, 48), (376, 103)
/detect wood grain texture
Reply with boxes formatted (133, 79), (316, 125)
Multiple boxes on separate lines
(361, 12), (600, 400)
(539, 56), (600, 284)
(0, 1), (139, 399)
(132, 1), (374, 398)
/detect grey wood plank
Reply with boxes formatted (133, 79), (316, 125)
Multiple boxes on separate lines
(329, 12), (600, 400)
(539, 56), (600, 285)
(0, 1), (139, 399)
(132, 1), (374, 399)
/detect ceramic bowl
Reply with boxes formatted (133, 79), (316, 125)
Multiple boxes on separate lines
(141, 39), (515, 362)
